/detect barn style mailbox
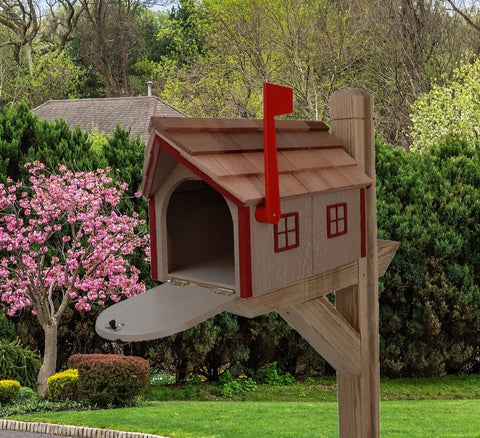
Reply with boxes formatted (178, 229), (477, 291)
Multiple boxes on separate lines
(96, 86), (398, 438)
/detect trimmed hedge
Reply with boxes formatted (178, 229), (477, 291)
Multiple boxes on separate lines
(47, 369), (79, 401)
(68, 354), (149, 407)
(0, 379), (20, 403)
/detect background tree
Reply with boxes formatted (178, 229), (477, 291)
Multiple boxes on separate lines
(376, 137), (480, 376)
(0, 162), (149, 395)
(410, 56), (480, 152)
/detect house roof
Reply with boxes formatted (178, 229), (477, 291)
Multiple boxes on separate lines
(142, 117), (373, 206)
(33, 96), (185, 143)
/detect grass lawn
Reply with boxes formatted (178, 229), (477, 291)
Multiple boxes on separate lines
(10, 399), (480, 438)
(6, 376), (480, 437)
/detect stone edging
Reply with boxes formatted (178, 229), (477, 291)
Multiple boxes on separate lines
(0, 420), (170, 438)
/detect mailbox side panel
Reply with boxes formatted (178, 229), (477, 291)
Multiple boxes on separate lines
(250, 196), (314, 296)
(312, 188), (362, 274)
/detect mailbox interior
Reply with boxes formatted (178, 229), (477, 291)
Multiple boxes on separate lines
(166, 180), (236, 288)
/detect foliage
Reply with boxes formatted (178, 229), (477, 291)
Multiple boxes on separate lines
(410, 56), (480, 152)
(0, 396), (85, 417)
(0, 338), (41, 388)
(376, 136), (480, 377)
(0, 103), (103, 184)
(13, 386), (38, 404)
(146, 316), (221, 383)
(68, 354), (150, 407)
(0, 161), (149, 395)
(149, 370), (176, 386)
(199, 312), (249, 381)
(0, 379), (20, 403)
(256, 362), (294, 386)
(0, 162), (149, 315)
(47, 369), (79, 402)
(0, 310), (15, 341)
(219, 370), (257, 397)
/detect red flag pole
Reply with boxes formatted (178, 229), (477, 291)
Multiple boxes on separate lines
(255, 83), (294, 224)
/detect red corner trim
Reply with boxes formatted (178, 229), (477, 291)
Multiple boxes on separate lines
(149, 197), (159, 281)
(238, 206), (253, 298)
(360, 188), (367, 258)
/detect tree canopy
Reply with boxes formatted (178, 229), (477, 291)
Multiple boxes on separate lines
(0, 162), (149, 394)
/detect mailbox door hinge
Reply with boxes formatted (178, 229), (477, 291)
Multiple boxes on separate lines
(214, 287), (235, 296)
(170, 278), (190, 287)
(169, 278), (235, 297)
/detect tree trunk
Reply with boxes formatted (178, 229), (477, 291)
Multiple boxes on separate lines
(36, 323), (58, 397)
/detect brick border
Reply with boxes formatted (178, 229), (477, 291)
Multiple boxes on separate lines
(0, 420), (170, 438)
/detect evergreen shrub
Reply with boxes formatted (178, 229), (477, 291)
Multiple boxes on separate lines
(0, 339), (41, 388)
(0, 312), (15, 341)
(0, 380), (20, 403)
(47, 369), (79, 401)
(68, 354), (149, 407)
(13, 386), (38, 404)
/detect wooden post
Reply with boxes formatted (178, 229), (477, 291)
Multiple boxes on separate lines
(331, 88), (380, 438)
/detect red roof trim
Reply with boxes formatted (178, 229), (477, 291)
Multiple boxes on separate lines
(151, 135), (245, 206)
(143, 136), (162, 198)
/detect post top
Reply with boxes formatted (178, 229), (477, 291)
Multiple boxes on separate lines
(330, 88), (373, 120)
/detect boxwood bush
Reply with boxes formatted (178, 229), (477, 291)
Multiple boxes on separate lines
(0, 379), (21, 403)
(47, 369), (79, 401)
(68, 354), (149, 407)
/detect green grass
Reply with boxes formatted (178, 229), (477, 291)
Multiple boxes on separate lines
(6, 375), (480, 437)
(142, 374), (480, 402)
(10, 399), (480, 438)
(380, 374), (480, 400)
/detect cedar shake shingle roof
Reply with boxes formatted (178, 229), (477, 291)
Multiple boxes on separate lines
(142, 117), (373, 205)
(33, 96), (185, 143)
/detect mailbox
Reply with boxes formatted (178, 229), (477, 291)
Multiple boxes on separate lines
(96, 87), (398, 344)
(96, 115), (382, 340)
(95, 87), (399, 437)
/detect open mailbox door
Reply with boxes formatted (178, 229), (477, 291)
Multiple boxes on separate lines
(95, 282), (239, 342)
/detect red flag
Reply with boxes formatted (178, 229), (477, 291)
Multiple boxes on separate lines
(255, 83), (294, 224)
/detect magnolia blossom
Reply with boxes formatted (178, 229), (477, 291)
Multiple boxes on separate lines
(0, 162), (150, 317)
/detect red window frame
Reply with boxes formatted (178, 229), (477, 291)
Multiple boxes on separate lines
(274, 212), (300, 252)
(327, 203), (348, 238)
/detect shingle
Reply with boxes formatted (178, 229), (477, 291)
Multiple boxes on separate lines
(143, 117), (373, 204)
(33, 97), (184, 143)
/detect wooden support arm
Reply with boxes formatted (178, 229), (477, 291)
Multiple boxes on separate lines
(279, 296), (361, 376)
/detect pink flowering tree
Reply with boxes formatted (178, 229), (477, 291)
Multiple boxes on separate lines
(0, 162), (149, 396)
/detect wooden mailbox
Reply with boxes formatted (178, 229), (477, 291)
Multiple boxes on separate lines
(96, 88), (398, 438)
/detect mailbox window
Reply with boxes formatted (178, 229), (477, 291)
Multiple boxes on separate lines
(327, 202), (348, 238)
(274, 212), (299, 252)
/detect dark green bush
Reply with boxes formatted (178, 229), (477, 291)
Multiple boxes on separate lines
(377, 136), (480, 377)
(0, 312), (15, 341)
(13, 386), (38, 404)
(47, 369), (79, 401)
(0, 339), (41, 388)
(68, 354), (149, 407)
